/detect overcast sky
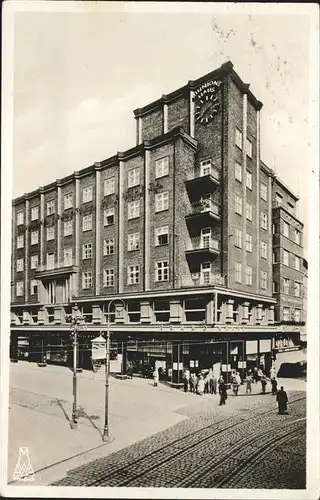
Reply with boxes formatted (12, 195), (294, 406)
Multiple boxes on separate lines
(12, 5), (312, 243)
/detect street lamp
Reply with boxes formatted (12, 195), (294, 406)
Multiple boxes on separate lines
(68, 303), (87, 429)
(103, 298), (125, 442)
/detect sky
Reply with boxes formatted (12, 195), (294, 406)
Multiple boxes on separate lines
(11, 5), (312, 244)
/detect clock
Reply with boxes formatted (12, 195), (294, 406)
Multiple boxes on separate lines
(194, 80), (221, 124)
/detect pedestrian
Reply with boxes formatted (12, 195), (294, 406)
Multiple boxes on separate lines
(210, 375), (217, 395)
(127, 365), (133, 379)
(153, 368), (159, 387)
(261, 376), (267, 394)
(219, 381), (228, 405)
(197, 374), (205, 396)
(204, 371), (211, 394)
(182, 369), (189, 393)
(253, 366), (258, 383)
(276, 386), (288, 414)
(245, 373), (252, 394)
(271, 377), (278, 396)
(189, 372), (193, 392)
(191, 373), (198, 394)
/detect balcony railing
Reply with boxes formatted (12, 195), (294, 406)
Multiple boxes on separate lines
(185, 169), (220, 198)
(187, 238), (220, 252)
(199, 273), (226, 286)
(191, 198), (220, 216)
(272, 201), (296, 215)
(36, 258), (77, 273)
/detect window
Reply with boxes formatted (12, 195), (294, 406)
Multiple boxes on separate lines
(64, 193), (73, 210)
(104, 239), (115, 256)
(82, 272), (92, 289)
(82, 186), (93, 203)
(201, 262), (211, 285)
(16, 258), (24, 272)
(127, 265), (140, 285)
(245, 233), (252, 253)
(294, 282), (301, 297)
(155, 157), (169, 178)
(104, 177), (115, 196)
(294, 229), (301, 245)
(260, 241), (268, 259)
(155, 261), (169, 282)
(17, 235), (24, 249)
(128, 233), (140, 251)
(46, 252), (55, 269)
(47, 200), (55, 215)
(260, 182), (267, 201)
(283, 307), (290, 321)
(17, 211), (24, 225)
(155, 226), (169, 246)
(63, 248), (73, 266)
(260, 212), (268, 230)
(154, 300), (170, 322)
(185, 297), (206, 322)
(283, 278), (290, 294)
(246, 138), (252, 158)
(235, 262), (242, 283)
(31, 280), (38, 296)
(30, 254), (38, 269)
(82, 243), (92, 259)
(235, 128), (242, 149)
(127, 301), (141, 322)
(64, 220), (73, 236)
(235, 161), (242, 182)
(16, 281), (24, 296)
(294, 309), (301, 322)
(104, 208), (115, 226)
(83, 214), (92, 231)
(200, 159), (212, 177)
(128, 200), (140, 220)
(261, 271), (268, 290)
(283, 221), (290, 238)
(246, 170), (252, 190)
(235, 195), (242, 215)
(31, 206), (39, 221)
(128, 167), (140, 188)
(47, 226), (55, 241)
(283, 249), (289, 266)
(31, 230), (38, 245)
(155, 191), (169, 212)
(245, 265), (252, 286)
(295, 255), (300, 271)
(246, 202), (252, 221)
(275, 193), (283, 206)
(235, 228), (242, 248)
(103, 268), (114, 287)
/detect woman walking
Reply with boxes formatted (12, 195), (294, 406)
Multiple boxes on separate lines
(197, 374), (205, 396)
(219, 381), (228, 406)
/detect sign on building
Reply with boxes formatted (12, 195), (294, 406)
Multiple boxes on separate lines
(91, 335), (106, 360)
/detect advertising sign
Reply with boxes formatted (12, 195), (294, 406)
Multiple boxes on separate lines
(91, 335), (106, 360)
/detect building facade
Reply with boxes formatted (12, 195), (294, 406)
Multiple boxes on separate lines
(10, 61), (305, 382)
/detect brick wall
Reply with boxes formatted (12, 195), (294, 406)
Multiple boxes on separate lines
(167, 95), (189, 132)
(141, 108), (163, 141)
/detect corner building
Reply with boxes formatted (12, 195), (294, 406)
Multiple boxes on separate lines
(10, 61), (305, 382)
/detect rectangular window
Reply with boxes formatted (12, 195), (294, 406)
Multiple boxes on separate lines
(283, 307), (290, 321)
(283, 278), (290, 294)
(235, 128), (242, 149)
(185, 297), (206, 322)
(103, 268), (115, 287)
(82, 272), (92, 289)
(128, 167), (140, 188)
(295, 255), (300, 271)
(235, 262), (242, 283)
(155, 226), (169, 246)
(235, 195), (242, 215)
(246, 138), (253, 158)
(246, 202), (252, 221)
(64, 193), (73, 210)
(127, 301), (141, 323)
(235, 161), (242, 182)
(294, 309), (301, 322)
(246, 169), (252, 190)
(82, 243), (92, 260)
(16, 281), (24, 296)
(235, 228), (242, 248)
(104, 208), (115, 226)
(31, 230), (38, 245)
(16, 258), (24, 272)
(155, 261), (169, 282)
(261, 271), (268, 290)
(31, 280), (38, 296)
(260, 241), (268, 259)
(46, 226), (55, 241)
(283, 221), (290, 238)
(82, 186), (93, 203)
(104, 239), (115, 256)
(17, 211), (24, 225)
(155, 191), (169, 212)
(31, 206), (39, 221)
(46, 252), (55, 270)
(155, 157), (169, 178)
(260, 212), (268, 230)
(154, 300), (170, 323)
(245, 233), (252, 253)
(245, 265), (252, 286)
(47, 200), (55, 215)
(17, 235), (24, 249)
(200, 158), (212, 177)
(128, 233), (140, 251)
(64, 220), (73, 236)
(83, 214), (92, 231)
(294, 229), (301, 245)
(283, 249), (289, 266)
(201, 262), (211, 285)
(260, 182), (267, 201)
(30, 254), (38, 269)
(127, 265), (140, 285)
(104, 177), (115, 196)
(63, 247), (73, 266)
(294, 282), (301, 297)
(128, 200), (140, 220)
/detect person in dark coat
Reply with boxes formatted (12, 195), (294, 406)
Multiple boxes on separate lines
(271, 377), (278, 395)
(261, 376), (267, 394)
(210, 375), (217, 395)
(219, 382), (227, 406)
(276, 386), (288, 414)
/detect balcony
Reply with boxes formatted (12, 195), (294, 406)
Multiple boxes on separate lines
(185, 168), (220, 198)
(35, 259), (78, 279)
(186, 238), (220, 266)
(190, 272), (226, 287)
(186, 197), (220, 227)
(272, 201), (296, 216)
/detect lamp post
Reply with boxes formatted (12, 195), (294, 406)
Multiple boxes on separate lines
(68, 303), (87, 429)
(103, 298), (125, 442)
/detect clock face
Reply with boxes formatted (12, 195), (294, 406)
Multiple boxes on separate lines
(194, 80), (221, 124)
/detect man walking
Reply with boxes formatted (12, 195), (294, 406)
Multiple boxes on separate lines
(182, 369), (189, 393)
(261, 376), (267, 394)
(271, 377), (278, 396)
(219, 381), (228, 406)
(210, 374), (217, 395)
(276, 386), (289, 414)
